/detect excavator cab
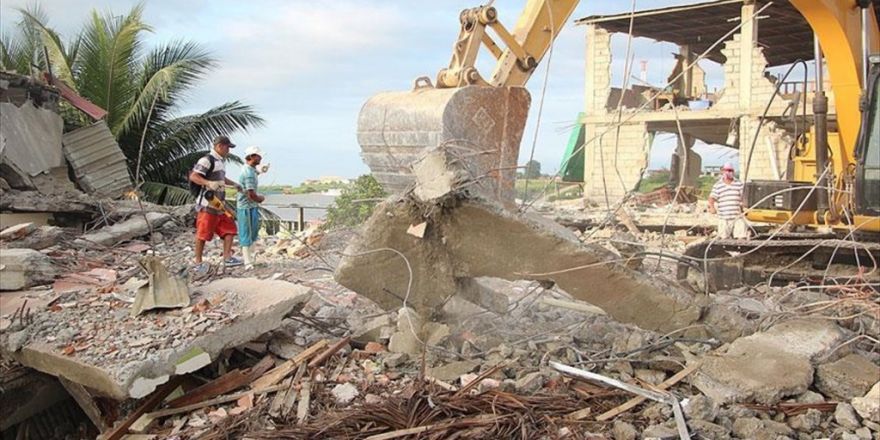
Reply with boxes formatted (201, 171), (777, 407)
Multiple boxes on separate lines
(854, 56), (880, 218)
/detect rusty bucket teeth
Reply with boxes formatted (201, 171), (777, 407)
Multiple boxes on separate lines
(356, 85), (531, 203)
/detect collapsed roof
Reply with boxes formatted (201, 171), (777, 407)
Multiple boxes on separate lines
(576, 0), (880, 67)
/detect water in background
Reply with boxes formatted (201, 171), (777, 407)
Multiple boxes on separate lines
(262, 193), (336, 222)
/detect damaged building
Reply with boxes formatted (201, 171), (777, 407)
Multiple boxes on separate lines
(570, 0), (855, 205)
(1, 71), (133, 230)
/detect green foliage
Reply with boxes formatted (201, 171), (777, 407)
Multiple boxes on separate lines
(0, 4), (263, 197)
(324, 175), (386, 229)
(515, 178), (552, 200)
(261, 181), (348, 195)
(546, 184), (584, 202)
(140, 181), (194, 205)
(637, 169), (717, 200)
(524, 160), (542, 179)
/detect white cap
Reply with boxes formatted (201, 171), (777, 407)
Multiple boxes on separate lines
(244, 146), (264, 158)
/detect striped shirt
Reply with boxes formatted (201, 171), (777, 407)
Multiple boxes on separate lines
(236, 165), (259, 210)
(192, 150), (226, 215)
(711, 179), (744, 219)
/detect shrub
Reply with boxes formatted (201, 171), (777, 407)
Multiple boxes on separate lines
(324, 175), (386, 229)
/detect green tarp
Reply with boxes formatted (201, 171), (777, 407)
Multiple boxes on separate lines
(559, 113), (585, 182)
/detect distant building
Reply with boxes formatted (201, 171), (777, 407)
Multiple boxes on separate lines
(703, 165), (722, 177)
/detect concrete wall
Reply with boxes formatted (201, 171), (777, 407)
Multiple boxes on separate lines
(584, 25), (611, 114)
(583, 122), (651, 206)
(580, 3), (809, 202)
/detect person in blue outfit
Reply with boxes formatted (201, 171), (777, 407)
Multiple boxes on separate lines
(237, 146), (267, 269)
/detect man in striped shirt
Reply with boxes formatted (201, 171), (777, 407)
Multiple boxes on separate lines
(708, 163), (749, 239)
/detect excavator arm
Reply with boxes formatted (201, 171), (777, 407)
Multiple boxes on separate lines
(790, 0), (879, 158)
(437, 1), (580, 88)
(358, 1), (580, 201)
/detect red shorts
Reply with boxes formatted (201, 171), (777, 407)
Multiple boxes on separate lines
(196, 211), (237, 241)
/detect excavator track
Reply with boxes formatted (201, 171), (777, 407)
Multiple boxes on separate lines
(677, 234), (880, 291)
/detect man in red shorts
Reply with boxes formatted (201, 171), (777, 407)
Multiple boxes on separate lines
(189, 135), (244, 271)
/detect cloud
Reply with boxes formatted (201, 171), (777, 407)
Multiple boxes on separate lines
(195, 1), (408, 89)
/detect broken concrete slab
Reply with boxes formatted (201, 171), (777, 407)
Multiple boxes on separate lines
(1, 277), (312, 400)
(5, 225), (65, 250)
(692, 319), (850, 404)
(336, 197), (705, 335)
(77, 212), (172, 247)
(130, 257), (190, 316)
(815, 353), (880, 401)
(427, 360), (480, 382)
(455, 278), (509, 314)
(0, 222), (35, 240)
(0, 248), (56, 290)
(0, 101), (65, 177)
(852, 381), (880, 422)
(387, 308), (450, 354)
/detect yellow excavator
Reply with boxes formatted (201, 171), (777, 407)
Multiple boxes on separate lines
(356, 0), (880, 289)
(684, 0), (880, 289)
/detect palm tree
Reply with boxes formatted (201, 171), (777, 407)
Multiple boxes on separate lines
(0, 4), (264, 204)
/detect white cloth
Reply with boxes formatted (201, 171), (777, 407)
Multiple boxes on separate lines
(717, 217), (749, 239)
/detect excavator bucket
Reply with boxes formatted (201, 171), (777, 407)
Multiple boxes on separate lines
(357, 82), (531, 203)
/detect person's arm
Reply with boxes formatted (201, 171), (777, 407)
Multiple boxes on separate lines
(190, 160), (223, 190)
(246, 189), (265, 203)
(708, 184), (719, 214)
(225, 177), (242, 192)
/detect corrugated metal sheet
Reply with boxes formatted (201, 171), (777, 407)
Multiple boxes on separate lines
(62, 121), (132, 198)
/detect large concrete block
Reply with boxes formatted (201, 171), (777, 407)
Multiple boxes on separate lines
(693, 319), (850, 404)
(336, 196), (705, 335)
(0, 248), (56, 290)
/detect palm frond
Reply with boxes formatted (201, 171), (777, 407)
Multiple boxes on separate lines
(140, 181), (194, 205)
(128, 101), (263, 183)
(17, 7), (76, 87)
(76, 3), (151, 132)
(116, 40), (216, 137)
(0, 33), (31, 73)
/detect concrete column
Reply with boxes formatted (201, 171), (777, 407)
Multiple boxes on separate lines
(738, 1), (758, 111)
(669, 134), (702, 188)
(584, 25), (611, 114)
(680, 45), (693, 100)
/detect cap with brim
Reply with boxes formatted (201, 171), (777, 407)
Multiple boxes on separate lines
(212, 135), (236, 148)
(245, 146), (265, 158)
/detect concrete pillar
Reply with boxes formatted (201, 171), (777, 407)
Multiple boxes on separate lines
(738, 1), (758, 111)
(669, 134), (702, 188)
(680, 45), (693, 100)
(584, 25), (611, 114)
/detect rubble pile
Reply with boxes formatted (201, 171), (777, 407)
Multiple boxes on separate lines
(0, 149), (877, 439)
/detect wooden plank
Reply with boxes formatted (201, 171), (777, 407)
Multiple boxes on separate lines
(166, 355), (273, 409)
(144, 384), (287, 420)
(103, 377), (183, 440)
(251, 339), (327, 390)
(281, 363), (308, 418)
(59, 377), (107, 431)
(268, 377), (293, 418)
(295, 375), (311, 424)
(595, 362), (700, 421)
(307, 337), (351, 369)
(566, 407), (592, 421)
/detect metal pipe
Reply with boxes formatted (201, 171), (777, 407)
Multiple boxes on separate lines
(862, 5), (869, 87)
(813, 34), (830, 218)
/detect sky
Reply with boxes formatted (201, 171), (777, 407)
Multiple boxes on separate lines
(0, 0), (740, 185)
